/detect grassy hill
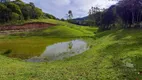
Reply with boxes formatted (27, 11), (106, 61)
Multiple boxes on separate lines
(0, 19), (142, 80)
(0, 19), (97, 59)
(5, 19), (97, 37)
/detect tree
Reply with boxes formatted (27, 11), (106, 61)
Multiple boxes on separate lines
(116, 0), (142, 28)
(10, 12), (20, 21)
(88, 7), (103, 26)
(67, 10), (73, 19)
(21, 4), (32, 20)
(15, 0), (21, 1)
(34, 7), (43, 18)
(0, 3), (11, 22)
(61, 18), (65, 21)
(0, 0), (55, 23)
(29, 2), (35, 8)
(100, 5), (117, 30)
(87, 0), (142, 30)
(44, 13), (56, 19)
(6, 2), (22, 14)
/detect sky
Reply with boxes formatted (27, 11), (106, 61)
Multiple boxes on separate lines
(22, 0), (117, 19)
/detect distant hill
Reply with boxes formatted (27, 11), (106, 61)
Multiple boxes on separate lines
(73, 16), (88, 21)
(71, 16), (89, 26)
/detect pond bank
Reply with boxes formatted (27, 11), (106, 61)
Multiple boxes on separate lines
(0, 22), (56, 34)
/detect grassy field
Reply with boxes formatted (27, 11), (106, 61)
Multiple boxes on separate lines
(0, 19), (142, 80)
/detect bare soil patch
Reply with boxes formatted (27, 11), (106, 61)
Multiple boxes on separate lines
(0, 22), (56, 34)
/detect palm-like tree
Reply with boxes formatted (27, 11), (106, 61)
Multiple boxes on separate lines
(68, 10), (73, 20)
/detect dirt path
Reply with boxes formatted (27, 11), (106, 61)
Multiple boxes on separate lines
(0, 22), (56, 34)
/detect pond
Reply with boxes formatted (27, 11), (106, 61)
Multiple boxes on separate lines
(27, 40), (89, 62)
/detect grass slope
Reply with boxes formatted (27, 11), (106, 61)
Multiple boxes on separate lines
(10, 19), (97, 37)
(0, 19), (142, 80)
(0, 19), (97, 59)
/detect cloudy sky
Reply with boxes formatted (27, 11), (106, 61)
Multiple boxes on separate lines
(22, 0), (117, 18)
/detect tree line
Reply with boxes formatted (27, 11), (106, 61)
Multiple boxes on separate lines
(0, 0), (56, 23)
(87, 0), (142, 31)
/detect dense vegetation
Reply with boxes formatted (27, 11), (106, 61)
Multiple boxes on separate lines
(0, 0), (55, 23)
(72, 0), (142, 31)
(89, 0), (142, 30)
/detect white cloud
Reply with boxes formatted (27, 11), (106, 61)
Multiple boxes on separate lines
(72, 0), (117, 12)
(51, 0), (71, 6)
(22, 0), (118, 18)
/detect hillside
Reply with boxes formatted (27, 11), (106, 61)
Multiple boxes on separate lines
(0, 19), (142, 79)
(0, 0), (142, 80)
(0, 19), (97, 59)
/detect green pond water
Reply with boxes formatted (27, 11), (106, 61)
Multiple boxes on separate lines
(26, 39), (89, 62)
(0, 37), (88, 61)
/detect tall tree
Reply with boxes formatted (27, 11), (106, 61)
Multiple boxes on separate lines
(67, 10), (73, 20)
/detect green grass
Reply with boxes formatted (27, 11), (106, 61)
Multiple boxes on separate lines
(12, 25), (96, 38)
(0, 19), (142, 80)
(0, 19), (62, 26)
(9, 19), (97, 37)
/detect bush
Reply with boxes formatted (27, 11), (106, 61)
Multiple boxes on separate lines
(11, 12), (20, 21)
(34, 8), (43, 18)
(44, 13), (56, 19)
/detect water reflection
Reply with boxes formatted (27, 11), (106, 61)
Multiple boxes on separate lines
(27, 40), (88, 62)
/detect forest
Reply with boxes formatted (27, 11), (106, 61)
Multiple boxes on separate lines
(72, 0), (142, 31)
(0, 0), (55, 23)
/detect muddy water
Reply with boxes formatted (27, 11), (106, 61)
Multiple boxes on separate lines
(27, 40), (89, 62)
